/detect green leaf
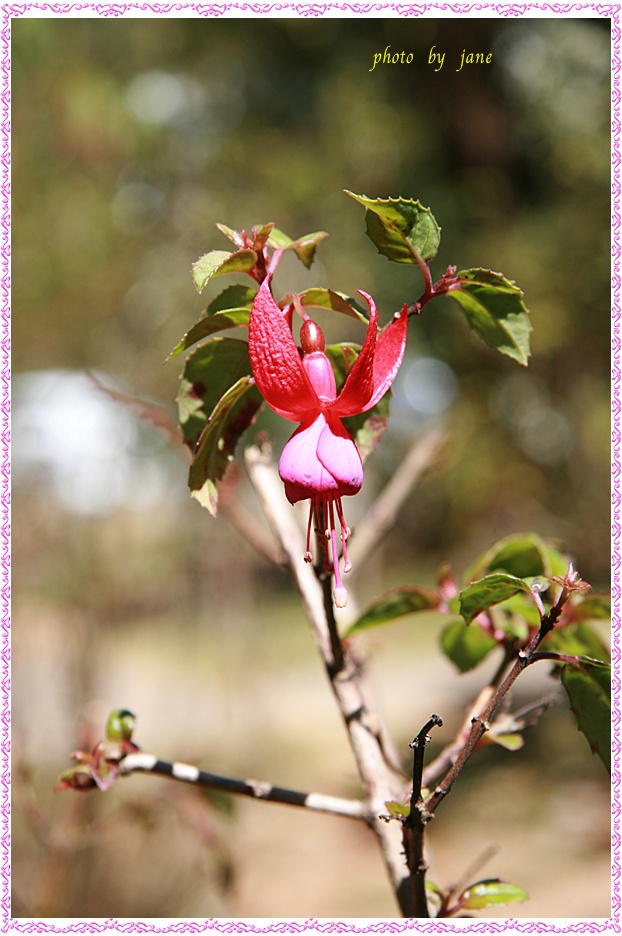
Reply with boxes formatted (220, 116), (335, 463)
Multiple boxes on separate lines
(459, 573), (531, 626)
(267, 227), (293, 249)
(466, 533), (568, 583)
(266, 228), (328, 269)
(440, 618), (498, 673)
(459, 879), (528, 911)
(189, 376), (263, 516)
(191, 248), (257, 293)
(324, 343), (393, 461)
(491, 590), (541, 632)
(251, 222), (275, 252)
(345, 586), (438, 636)
(570, 594), (612, 623)
(167, 285), (258, 361)
(290, 231), (329, 269)
(177, 337), (256, 452)
(449, 269), (532, 365)
(384, 800), (410, 818)
(204, 284), (258, 316)
(167, 309), (251, 361)
(215, 223), (245, 248)
(345, 191), (441, 263)
(298, 287), (368, 323)
(561, 662), (611, 771)
(543, 622), (610, 662)
(481, 732), (524, 751)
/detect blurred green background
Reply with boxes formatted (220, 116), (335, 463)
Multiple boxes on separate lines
(12, 15), (612, 919)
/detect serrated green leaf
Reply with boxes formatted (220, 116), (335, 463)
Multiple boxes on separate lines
(450, 269), (532, 365)
(384, 800), (410, 818)
(466, 533), (568, 583)
(177, 338), (256, 452)
(561, 663), (611, 772)
(459, 572), (531, 626)
(345, 191), (441, 263)
(459, 879), (528, 911)
(324, 343), (393, 462)
(298, 287), (368, 323)
(440, 618), (498, 673)
(191, 248), (257, 293)
(189, 376), (263, 516)
(167, 309), (251, 361)
(345, 586), (438, 636)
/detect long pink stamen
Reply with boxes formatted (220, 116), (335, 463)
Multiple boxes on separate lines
(329, 499), (348, 608)
(335, 497), (352, 574)
(304, 502), (314, 563)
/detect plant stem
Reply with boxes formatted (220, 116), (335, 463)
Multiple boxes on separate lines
(245, 444), (414, 916)
(425, 590), (568, 815)
(403, 715), (443, 917)
(118, 753), (369, 820)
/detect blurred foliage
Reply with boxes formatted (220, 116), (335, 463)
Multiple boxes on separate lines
(12, 15), (612, 919)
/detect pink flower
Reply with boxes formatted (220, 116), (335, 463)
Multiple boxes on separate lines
(249, 277), (408, 607)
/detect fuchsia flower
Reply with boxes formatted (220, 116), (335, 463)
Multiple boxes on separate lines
(249, 277), (408, 608)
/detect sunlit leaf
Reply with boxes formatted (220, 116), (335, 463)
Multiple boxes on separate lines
(425, 880), (443, 910)
(289, 231), (328, 269)
(465, 533), (568, 583)
(252, 222), (275, 252)
(440, 618), (498, 672)
(167, 309), (251, 360)
(177, 337), (256, 451)
(345, 191), (441, 263)
(189, 376), (263, 516)
(191, 248), (257, 293)
(561, 662), (611, 771)
(204, 284), (258, 316)
(459, 572), (531, 625)
(384, 800), (410, 818)
(480, 732), (524, 751)
(459, 879), (528, 911)
(267, 228), (328, 268)
(215, 223), (245, 248)
(298, 287), (368, 323)
(345, 586), (438, 636)
(450, 269), (532, 365)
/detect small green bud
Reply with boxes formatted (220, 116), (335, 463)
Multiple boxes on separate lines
(105, 709), (136, 742)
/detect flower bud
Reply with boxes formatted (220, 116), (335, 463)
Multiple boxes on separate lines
(300, 319), (325, 354)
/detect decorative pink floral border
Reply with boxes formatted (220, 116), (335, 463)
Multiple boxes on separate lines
(3, 4), (618, 932)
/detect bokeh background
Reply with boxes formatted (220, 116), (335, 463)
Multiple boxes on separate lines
(12, 14), (612, 919)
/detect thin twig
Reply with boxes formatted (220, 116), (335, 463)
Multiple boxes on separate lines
(245, 443), (414, 917)
(425, 580), (575, 815)
(403, 715), (443, 918)
(119, 753), (369, 820)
